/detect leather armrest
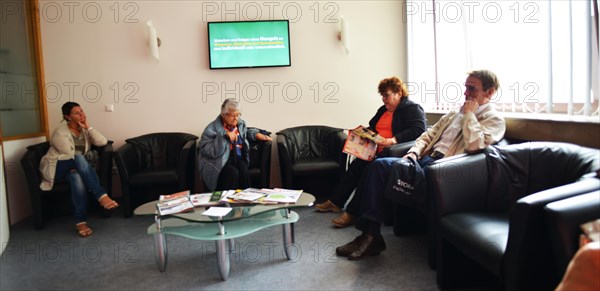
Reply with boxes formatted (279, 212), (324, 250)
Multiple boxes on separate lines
(502, 178), (600, 290)
(259, 140), (272, 187)
(333, 131), (348, 170)
(276, 134), (294, 188)
(387, 141), (415, 157)
(545, 190), (600, 279)
(114, 143), (140, 187)
(177, 139), (196, 190)
(429, 153), (489, 217)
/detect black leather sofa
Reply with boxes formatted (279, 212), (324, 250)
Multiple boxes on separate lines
(544, 184), (600, 284)
(276, 125), (347, 197)
(248, 136), (272, 189)
(430, 142), (600, 290)
(20, 141), (114, 229)
(114, 132), (198, 217)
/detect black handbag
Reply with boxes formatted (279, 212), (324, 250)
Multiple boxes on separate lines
(383, 157), (427, 210)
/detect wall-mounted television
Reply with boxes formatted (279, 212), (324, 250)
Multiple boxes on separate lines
(207, 20), (291, 69)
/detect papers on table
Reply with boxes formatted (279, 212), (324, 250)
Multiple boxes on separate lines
(201, 206), (232, 217)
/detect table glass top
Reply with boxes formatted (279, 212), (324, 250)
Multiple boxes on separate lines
(134, 192), (315, 223)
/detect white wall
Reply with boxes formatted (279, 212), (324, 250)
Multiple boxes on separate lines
(4, 1), (407, 224)
(39, 1), (407, 147)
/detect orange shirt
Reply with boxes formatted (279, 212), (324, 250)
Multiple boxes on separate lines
(375, 111), (394, 153)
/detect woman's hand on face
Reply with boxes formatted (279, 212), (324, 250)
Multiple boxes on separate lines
(77, 120), (90, 130)
(226, 131), (237, 142)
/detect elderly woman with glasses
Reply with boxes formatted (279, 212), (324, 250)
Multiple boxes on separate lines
(198, 98), (272, 191)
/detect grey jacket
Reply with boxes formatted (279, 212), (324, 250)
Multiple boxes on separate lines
(198, 115), (259, 191)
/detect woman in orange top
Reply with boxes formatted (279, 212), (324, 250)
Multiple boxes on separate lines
(315, 77), (426, 227)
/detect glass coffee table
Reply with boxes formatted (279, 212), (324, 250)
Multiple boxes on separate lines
(134, 193), (315, 280)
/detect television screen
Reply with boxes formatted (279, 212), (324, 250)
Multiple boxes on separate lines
(207, 20), (291, 69)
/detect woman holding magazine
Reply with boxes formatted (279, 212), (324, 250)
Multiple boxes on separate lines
(315, 76), (426, 228)
(198, 98), (272, 192)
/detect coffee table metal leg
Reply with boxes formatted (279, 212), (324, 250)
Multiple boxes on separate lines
(216, 221), (230, 280)
(153, 233), (167, 272)
(282, 222), (295, 260)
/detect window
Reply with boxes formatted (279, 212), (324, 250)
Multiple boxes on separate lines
(406, 0), (599, 120)
(0, 0), (48, 139)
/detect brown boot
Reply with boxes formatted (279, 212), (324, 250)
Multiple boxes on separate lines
(347, 234), (386, 260)
(336, 233), (366, 257)
(332, 212), (355, 228)
(315, 200), (341, 213)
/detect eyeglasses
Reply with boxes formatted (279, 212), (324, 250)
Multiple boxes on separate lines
(225, 112), (241, 118)
(464, 85), (480, 92)
(381, 92), (396, 98)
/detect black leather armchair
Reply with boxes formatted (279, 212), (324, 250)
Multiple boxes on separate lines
(276, 125), (347, 196)
(430, 142), (600, 290)
(114, 132), (198, 217)
(545, 184), (600, 283)
(248, 138), (272, 188)
(20, 141), (114, 229)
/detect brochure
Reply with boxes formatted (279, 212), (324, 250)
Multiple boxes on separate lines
(262, 188), (303, 204)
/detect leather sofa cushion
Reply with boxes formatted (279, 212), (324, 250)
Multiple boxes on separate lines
(291, 159), (341, 176)
(128, 167), (178, 187)
(441, 213), (509, 276)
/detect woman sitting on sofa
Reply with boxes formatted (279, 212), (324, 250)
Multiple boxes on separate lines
(198, 98), (272, 191)
(315, 76), (427, 228)
(40, 102), (119, 238)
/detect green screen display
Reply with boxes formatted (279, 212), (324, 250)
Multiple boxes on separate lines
(208, 20), (291, 69)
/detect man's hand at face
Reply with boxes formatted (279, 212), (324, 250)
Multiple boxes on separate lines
(463, 100), (479, 114)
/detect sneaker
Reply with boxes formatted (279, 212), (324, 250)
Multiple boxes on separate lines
(332, 212), (355, 228)
(315, 200), (341, 213)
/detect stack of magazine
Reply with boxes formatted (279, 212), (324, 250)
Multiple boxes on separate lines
(156, 190), (194, 216)
(155, 188), (304, 215)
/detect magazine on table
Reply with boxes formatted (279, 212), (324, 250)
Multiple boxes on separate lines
(262, 188), (303, 204)
(189, 191), (225, 207)
(226, 188), (269, 203)
(343, 126), (383, 161)
(156, 190), (194, 215)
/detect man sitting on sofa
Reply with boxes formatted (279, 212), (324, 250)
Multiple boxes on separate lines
(336, 69), (507, 260)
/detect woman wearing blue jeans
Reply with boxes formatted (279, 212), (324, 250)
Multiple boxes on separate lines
(40, 102), (118, 237)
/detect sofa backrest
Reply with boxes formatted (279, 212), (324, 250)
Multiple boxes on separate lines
(125, 132), (198, 169)
(276, 125), (343, 161)
(485, 142), (600, 212)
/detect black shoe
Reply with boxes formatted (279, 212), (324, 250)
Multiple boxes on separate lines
(347, 234), (386, 261)
(336, 233), (366, 257)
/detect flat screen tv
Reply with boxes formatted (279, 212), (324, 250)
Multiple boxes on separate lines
(207, 20), (291, 69)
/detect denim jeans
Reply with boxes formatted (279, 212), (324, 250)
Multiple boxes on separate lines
(356, 156), (437, 231)
(55, 155), (106, 223)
